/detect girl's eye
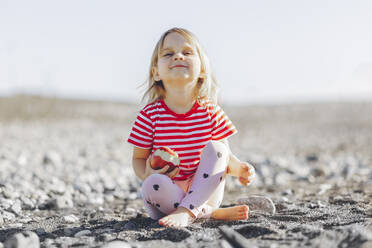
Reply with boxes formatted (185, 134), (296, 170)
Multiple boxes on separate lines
(184, 51), (192, 55)
(164, 53), (173, 57)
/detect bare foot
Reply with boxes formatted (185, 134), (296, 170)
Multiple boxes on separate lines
(211, 205), (249, 221)
(158, 207), (195, 227)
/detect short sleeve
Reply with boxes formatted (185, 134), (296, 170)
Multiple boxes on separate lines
(127, 109), (154, 149)
(211, 105), (238, 141)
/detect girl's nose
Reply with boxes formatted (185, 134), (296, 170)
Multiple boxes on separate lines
(173, 52), (184, 61)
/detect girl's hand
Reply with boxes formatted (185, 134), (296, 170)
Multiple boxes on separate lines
(144, 157), (180, 180)
(238, 162), (255, 186)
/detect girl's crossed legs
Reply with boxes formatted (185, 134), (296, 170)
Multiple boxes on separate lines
(141, 140), (248, 227)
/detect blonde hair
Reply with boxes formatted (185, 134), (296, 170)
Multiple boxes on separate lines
(138, 27), (219, 106)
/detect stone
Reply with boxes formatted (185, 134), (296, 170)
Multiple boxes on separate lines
(63, 214), (79, 223)
(101, 241), (131, 248)
(1, 210), (16, 222)
(236, 195), (276, 215)
(39, 195), (73, 210)
(4, 231), (40, 248)
(0, 198), (13, 209)
(34, 228), (46, 236)
(124, 222), (136, 229)
(20, 196), (35, 210)
(74, 230), (91, 237)
(43, 151), (62, 166)
(318, 184), (332, 195)
(9, 200), (22, 215)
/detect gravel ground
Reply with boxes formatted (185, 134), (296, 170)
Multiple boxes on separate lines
(0, 95), (371, 248)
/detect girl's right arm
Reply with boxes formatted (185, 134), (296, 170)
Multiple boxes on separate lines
(132, 146), (179, 181)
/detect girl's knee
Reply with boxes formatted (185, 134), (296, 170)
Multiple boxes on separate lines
(204, 140), (229, 163)
(141, 174), (171, 194)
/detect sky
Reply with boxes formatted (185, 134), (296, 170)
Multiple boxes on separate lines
(0, 0), (371, 105)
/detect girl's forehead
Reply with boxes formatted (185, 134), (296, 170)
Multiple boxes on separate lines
(161, 32), (196, 50)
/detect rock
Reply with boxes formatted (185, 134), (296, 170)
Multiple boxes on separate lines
(63, 228), (73, 236)
(63, 214), (79, 223)
(101, 241), (131, 248)
(96, 233), (115, 242)
(0, 213), (3, 225)
(39, 195), (73, 210)
(95, 228), (114, 234)
(9, 200), (22, 215)
(4, 231), (40, 248)
(281, 189), (294, 196)
(43, 151), (62, 166)
(34, 228), (46, 236)
(88, 196), (104, 205)
(103, 179), (116, 192)
(274, 172), (293, 186)
(48, 179), (66, 194)
(365, 208), (372, 216)
(318, 184), (332, 195)
(128, 192), (138, 200)
(74, 182), (91, 195)
(2, 186), (19, 199)
(306, 154), (318, 162)
(104, 194), (115, 202)
(20, 196), (35, 210)
(236, 195), (276, 215)
(310, 167), (326, 177)
(123, 222), (136, 229)
(1, 210), (16, 222)
(74, 230), (91, 237)
(0, 198), (13, 209)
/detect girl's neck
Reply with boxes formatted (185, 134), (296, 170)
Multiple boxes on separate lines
(163, 89), (197, 114)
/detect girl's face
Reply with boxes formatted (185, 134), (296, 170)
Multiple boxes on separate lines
(153, 32), (201, 87)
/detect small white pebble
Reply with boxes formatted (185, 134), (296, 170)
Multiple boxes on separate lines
(74, 229), (91, 237)
(63, 214), (79, 223)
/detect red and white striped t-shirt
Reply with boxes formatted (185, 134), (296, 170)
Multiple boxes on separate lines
(127, 98), (238, 181)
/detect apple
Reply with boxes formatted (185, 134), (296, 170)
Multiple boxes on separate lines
(150, 146), (180, 173)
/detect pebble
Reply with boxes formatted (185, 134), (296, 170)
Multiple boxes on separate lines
(317, 184), (332, 195)
(39, 195), (73, 210)
(2, 210), (16, 222)
(21, 196), (35, 210)
(123, 222), (136, 229)
(88, 197), (104, 205)
(35, 228), (46, 235)
(9, 200), (22, 215)
(74, 230), (91, 237)
(63, 214), (79, 223)
(95, 228), (114, 234)
(236, 195), (276, 215)
(4, 231), (40, 248)
(0, 198), (14, 209)
(128, 192), (138, 200)
(101, 241), (131, 248)
(43, 151), (62, 166)
(366, 208), (372, 216)
(125, 207), (136, 214)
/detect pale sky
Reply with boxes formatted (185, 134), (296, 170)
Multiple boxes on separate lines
(1, 0), (371, 105)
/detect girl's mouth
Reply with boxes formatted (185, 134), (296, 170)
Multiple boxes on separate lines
(171, 64), (188, 69)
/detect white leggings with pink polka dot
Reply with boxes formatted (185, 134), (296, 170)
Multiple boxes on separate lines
(141, 140), (229, 220)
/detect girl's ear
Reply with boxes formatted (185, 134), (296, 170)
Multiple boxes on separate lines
(152, 66), (161, 81)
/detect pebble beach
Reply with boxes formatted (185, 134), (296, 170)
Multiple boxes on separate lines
(0, 95), (371, 247)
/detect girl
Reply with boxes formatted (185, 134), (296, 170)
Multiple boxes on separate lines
(127, 27), (255, 227)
